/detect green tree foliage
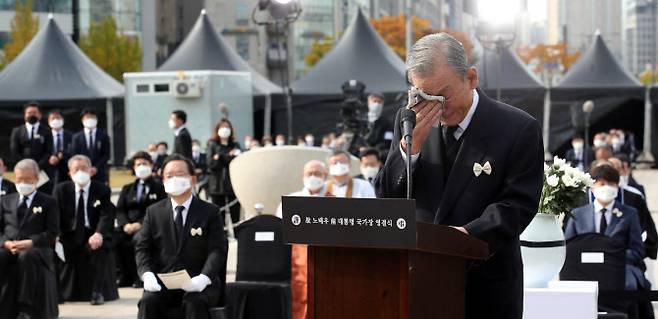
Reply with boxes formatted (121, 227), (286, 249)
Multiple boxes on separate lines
(1, 0), (39, 69)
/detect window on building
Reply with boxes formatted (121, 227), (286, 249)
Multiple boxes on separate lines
(236, 35), (250, 60)
(236, 2), (249, 26)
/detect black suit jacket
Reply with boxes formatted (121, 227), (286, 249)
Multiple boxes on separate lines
(193, 152), (207, 174)
(628, 175), (646, 197)
(116, 177), (167, 227)
(622, 189), (657, 259)
(174, 128), (193, 159)
(0, 178), (16, 198)
(53, 181), (115, 243)
(47, 129), (73, 184)
(565, 147), (595, 171)
(135, 196), (228, 287)
(375, 89), (544, 318)
(0, 192), (59, 248)
(10, 123), (53, 169)
(70, 129), (111, 183)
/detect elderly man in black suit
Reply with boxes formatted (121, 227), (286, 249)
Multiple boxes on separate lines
(46, 110), (73, 186)
(375, 33), (544, 319)
(115, 151), (167, 287)
(10, 102), (53, 171)
(169, 110), (193, 159)
(135, 154), (227, 319)
(70, 109), (111, 184)
(0, 159), (59, 319)
(0, 157), (17, 200)
(53, 154), (115, 305)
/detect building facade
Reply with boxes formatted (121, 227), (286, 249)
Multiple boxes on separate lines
(622, 0), (658, 76)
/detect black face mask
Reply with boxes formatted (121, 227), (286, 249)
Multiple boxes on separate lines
(26, 115), (38, 125)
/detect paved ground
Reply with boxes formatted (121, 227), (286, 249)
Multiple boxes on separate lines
(58, 169), (658, 318)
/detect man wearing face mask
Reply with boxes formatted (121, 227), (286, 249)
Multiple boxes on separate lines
(0, 159), (59, 319)
(115, 152), (167, 288)
(355, 148), (381, 186)
(616, 153), (645, 197)
(10, 102), (53, 171)
(0, 158), (17, 200)
(593, 133), (609, 149)
(565, 135), (594, 172)
(326, 150), (375, 198)
(364, 93), (393, 156)
(275, 160), (333, 319)
(53, 155), (116, 305)
(304, 134), (315, 147)
(47, 110), (73, 187)
(135, 154), (228, 319)
(169, 110), (193, 160)
(565, 164), (649, 292)
(275, 134), (286, 146)
(70, 109), (111, 184)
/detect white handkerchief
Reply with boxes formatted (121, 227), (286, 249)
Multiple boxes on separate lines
(157, 270), (192, 290)
(55, 241), (65, 262)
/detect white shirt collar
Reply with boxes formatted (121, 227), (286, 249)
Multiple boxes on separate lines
(171, 194), (194, 213)
(75, 182), (91, 195)
(456, 89), (479, 135)
(84, 127), (96, 135)
(25, 122), (40, 131)
(593, 200), (615, 214)
(174, 125), (186, 137)
(19, 191), (37, 207)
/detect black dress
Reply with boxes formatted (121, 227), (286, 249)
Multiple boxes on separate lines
(206, 140), (241, 224)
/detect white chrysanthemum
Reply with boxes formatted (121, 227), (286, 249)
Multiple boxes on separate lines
(546, 175), (559, 187)
(553, 156), (566, 167)
(562, 174), (576, 187)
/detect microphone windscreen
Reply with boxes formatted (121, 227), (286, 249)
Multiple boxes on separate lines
(400, 109), (416, 126)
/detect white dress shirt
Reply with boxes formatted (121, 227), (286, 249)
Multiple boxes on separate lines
(174, 125), (186, 137)
(401, 89), (479, 167)
(330, 178), (376, 199)
(84, 128), (97, 149)
(75, 182), (92, 228)
(171, 194), (193, 226)
(275, 186), (329, 218)
(18, 191), (37, 208)
(25, 122), (40, 139)
(593, 200), (614, 233)
(52, 129), (64, 152)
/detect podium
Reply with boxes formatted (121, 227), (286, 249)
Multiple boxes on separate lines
(282, 197), (489, 319)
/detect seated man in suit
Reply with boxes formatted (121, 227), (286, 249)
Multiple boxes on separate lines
(135, 154), (228, 319)
(0, 159), (59, 319)
(0, 157), (17, 200)
(355, 148), (382, 185)
(325, 150), (376, 198)
(565, 135), (594, 172)
(53, 154), (115, 305)
(565, 164), (648, 291)
(70, 109), (111, 184)
(115, 151), (167, 287)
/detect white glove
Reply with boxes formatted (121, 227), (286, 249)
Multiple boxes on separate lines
(142, 272), (162, 292)
(182, 274), (211, 292)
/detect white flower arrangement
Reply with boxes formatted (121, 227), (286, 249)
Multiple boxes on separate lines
(93, 199), (101, 208)
(539, 156), (595, 216)
(32, 206), (43, 214)
(613, 208), (623, 218)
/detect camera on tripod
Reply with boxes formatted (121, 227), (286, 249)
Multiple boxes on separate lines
(337, 80), (368, 153)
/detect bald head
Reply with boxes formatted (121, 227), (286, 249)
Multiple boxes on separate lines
(303, 160), (327, 179)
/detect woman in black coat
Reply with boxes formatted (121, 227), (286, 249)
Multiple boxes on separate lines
(115, 151), (167, 287)
(207, 119), (242, 224)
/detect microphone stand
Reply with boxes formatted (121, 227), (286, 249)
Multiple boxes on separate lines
(405, 136), (413, 199)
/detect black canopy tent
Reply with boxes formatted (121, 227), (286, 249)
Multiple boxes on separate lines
(285, 8), (407, 139)
(158, 10), (282, 137)
(0, 16), (125, 165)
(476, 46), (546, 122)
(550, 33), (646, 155)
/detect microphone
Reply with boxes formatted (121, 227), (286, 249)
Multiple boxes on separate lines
(400, 109), (416, 199)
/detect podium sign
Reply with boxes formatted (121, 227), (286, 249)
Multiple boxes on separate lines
(281, 196), (416, 249)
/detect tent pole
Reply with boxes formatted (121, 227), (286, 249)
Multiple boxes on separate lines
(106, 98), (115, 166)
(264, 94), (272, 136)
(637, 86), (655, 167)
(542, 89), (552, 161)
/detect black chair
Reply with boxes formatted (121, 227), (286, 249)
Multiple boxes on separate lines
(560, 233), (632, 317)
(226, 215), (292, 319)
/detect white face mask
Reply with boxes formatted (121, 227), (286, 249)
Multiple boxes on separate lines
(83, 118), (97, 129)
(303, 176), (325, 192)
(149, 152), (158, 160)
(368, 103), (383, 123)
(164, 176), (192, 196)
(611, 138), (621, 147)
(15, 183), (36, 196)
(192, 145), (201, 153)
(593, 185), (618, 204)
(305, 137), (314, 146)
(329, 163), (350, 176)
(361, 166), (380, 179)
(572, 142), (583, 150)
(218, 128), (231, 138)
(275, 139), (285, 146)
(72, 170), (91, 186)
(49, 118), (64, 129)
(135, 164), (152, 180)
(168, 119), (177, 129)
(593, 140), (607, 148)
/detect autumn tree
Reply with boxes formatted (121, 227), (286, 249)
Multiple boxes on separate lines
(638, 65), (657, 86)
(1, 0), (39, 69)
(79, 16), (142, 81)
(516, 43), (581, 75)
(305, 36), (335, 67)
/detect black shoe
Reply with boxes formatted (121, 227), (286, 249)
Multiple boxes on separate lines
(132, 280), (143, 288)
(17, 312), (32, 319)
(90, 292), (105, 305)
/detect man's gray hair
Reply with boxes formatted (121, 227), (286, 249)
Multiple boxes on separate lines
(406, 32), (469, 80)
(14, 159), (40, 178)
(327, 150), (351, 164)
(68, 154), (92, 169)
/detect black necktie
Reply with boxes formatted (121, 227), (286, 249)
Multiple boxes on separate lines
(88, 131), (94, 151)
(57, 133), (63, 152)
(442, 125), (459, 173)
(599, 208), (608, 234)
(31, 126), (36, 140)
(76, 189), (86, 243)
(17, 197), (28, 224)
(174, 205), (184, 241)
